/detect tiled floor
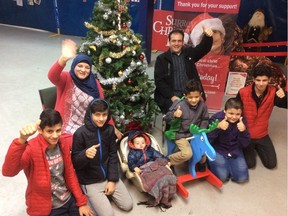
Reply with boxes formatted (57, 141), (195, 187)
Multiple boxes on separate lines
(0, 24), (287, 216)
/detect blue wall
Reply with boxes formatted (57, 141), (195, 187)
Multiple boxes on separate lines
(0, 0), (286, 62)
(0, 0), (154, 61)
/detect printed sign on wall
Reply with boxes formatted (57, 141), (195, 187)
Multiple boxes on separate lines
(225, 72), (247, 96)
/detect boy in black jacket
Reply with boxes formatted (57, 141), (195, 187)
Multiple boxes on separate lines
(72, 99), (133, 216)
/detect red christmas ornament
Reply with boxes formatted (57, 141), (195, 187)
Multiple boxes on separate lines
(139, 54), (144, 60)
(122, 23), (127, 29)
(127, 79), (132, 85)
(122, 45), (126, 49)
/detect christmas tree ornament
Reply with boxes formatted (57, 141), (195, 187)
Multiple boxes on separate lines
(122, 45), (126, 49)
(89, 45), (96, 51)
(103, 13), (109, 20)
(132, 50), (136, 56)
(130, 60), (136, 67)
(122, 23), (127, 29)
(118, 5), (123, 12)
(126, 21), (132, 28)
(118, 71), (123, 77)
(139, 54), (145, 60)
(127, 79), (132, 85)
(105, 57), (112, 64)
(106, 9), (112, 15)
(116, 41), (122, 47)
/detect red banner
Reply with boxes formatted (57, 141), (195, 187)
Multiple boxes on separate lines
(152, 10), (174, 51)
(174, 0), (240, 14)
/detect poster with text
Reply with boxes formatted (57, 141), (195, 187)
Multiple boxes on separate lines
(197, 55), (230, 111)
(225, 72), (247, 96)
(174, 0), (240, 14)
(151, 10), (174, 51)
(174, 0), (241, 111)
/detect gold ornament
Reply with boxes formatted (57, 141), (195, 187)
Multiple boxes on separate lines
(118, 71), (123, 77)
(89, 45), (96, 51)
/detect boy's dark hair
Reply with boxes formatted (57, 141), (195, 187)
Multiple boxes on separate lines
(224, 98), (243, 111)
(184, 80), (203, 95)
(39, 108), (62, 130)
(253, 64), (273, 78)
(168, 29), (184, 41)
(90, 99), (109, 113)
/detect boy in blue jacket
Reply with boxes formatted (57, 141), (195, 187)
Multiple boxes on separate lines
(207, 98), (250, 183)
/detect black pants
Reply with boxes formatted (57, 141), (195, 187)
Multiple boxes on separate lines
(243, 134), (277, 169)
(50, 196), (79, 216)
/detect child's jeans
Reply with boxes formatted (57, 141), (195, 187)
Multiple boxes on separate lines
(208, 151), (249, 183)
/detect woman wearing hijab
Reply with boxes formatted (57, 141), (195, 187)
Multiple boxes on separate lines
(48, 39), (122, 139)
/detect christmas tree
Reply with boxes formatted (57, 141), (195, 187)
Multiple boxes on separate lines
(79, 0), (159, 132)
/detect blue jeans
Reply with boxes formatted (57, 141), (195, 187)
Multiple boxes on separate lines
(208, 152), (249, 183)
(50, 196), (79, 216)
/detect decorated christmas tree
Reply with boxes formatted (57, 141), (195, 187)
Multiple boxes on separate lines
(79, 0), (158, 132)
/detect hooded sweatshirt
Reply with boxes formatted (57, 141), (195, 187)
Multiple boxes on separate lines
(71, 99), (119, 184)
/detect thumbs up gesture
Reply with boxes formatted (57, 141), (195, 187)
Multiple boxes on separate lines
(19, 119), (41, 144)
(218, 116), (229, 130)
(237, 117), (246, 132)
(86, 144), (100, 159)
(276, 85), (285, 98)
(203, 26), (214, 37)
(174, 106), (182, 118)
